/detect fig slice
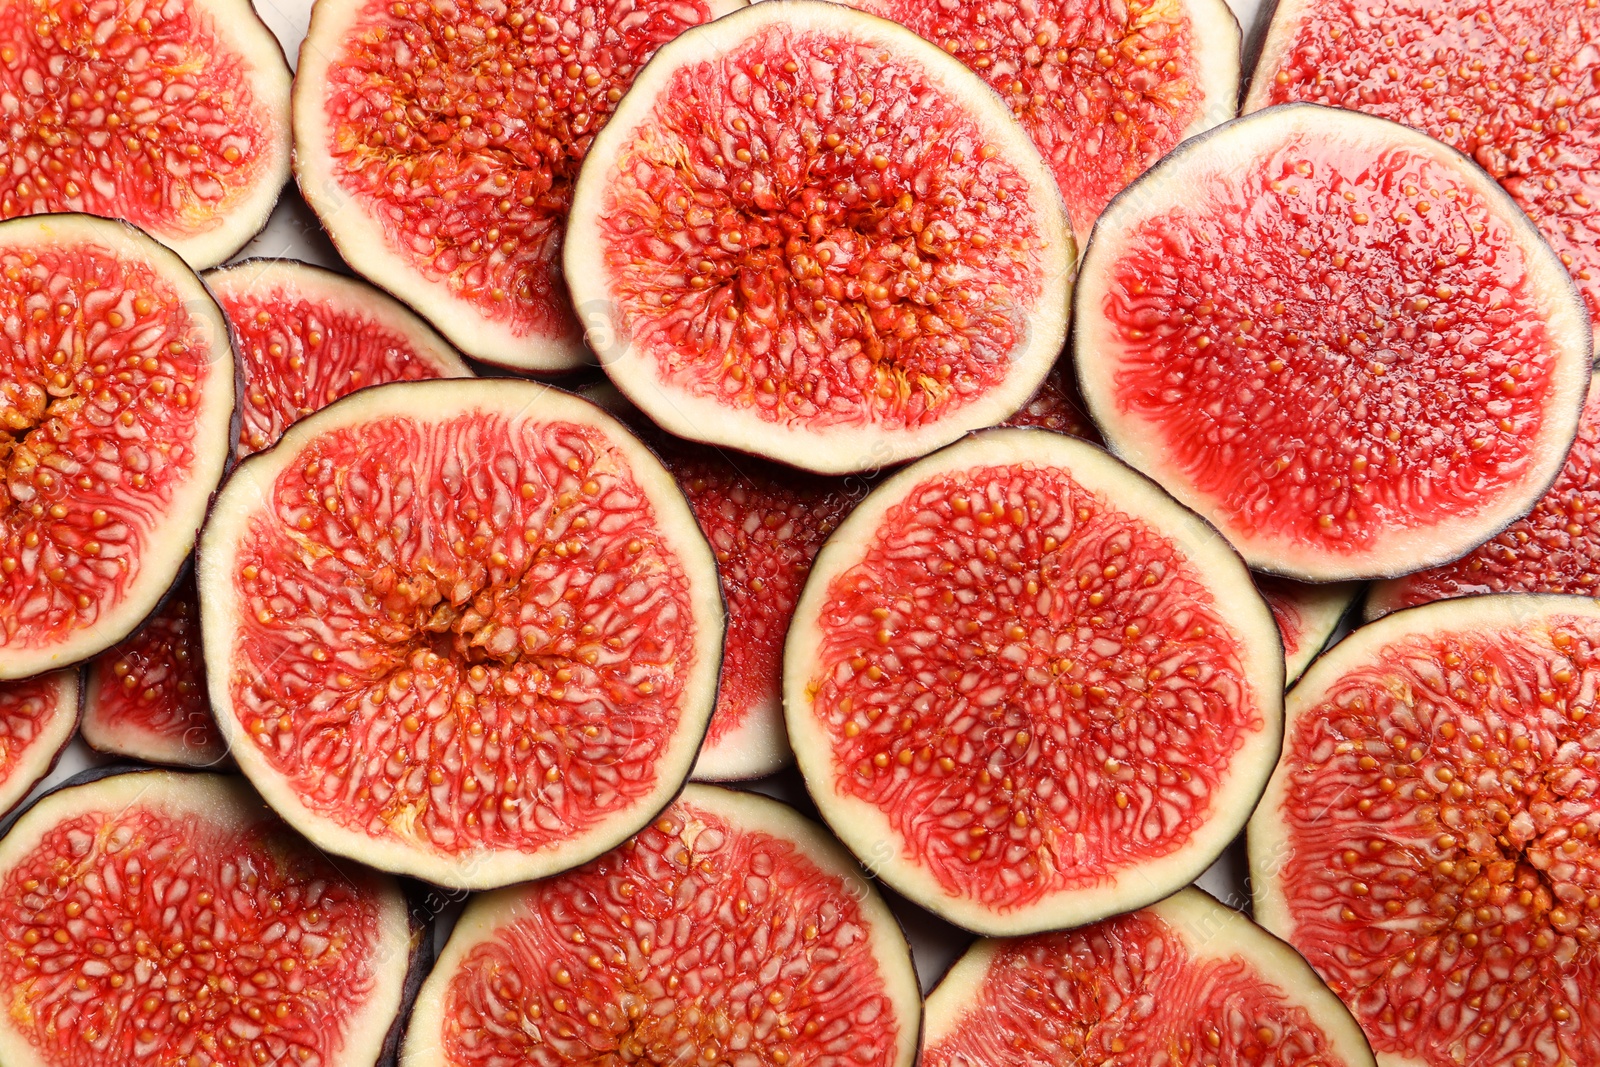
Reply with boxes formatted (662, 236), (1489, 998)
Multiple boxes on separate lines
(1367, 371), (1600, 621)
(1076, 104), (1594, 581)
(0, 671), (79, 821)
(567, 0), (1075, 475)
(921, 887), (1376, 1067)
(0, 0), (291, 269)
(293, 0), (744, 373)
(1258, 575), (1362, 685)
(0, 767), (419, 1067)
(197, 378), (724, 889)
(784, 427), (1284, 935)
(1000, 357), (1100, 440)
(401, 783), (921, 1067)
(1246, 0), (1600, 347)
(820, 0), (1241, 243)
(0, 214), (236, 680)
(1249, 594), (1600, 1067)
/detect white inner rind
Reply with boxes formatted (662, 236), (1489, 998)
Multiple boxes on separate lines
(401, 784), (922, 1067)
(0, 770), (413, 1067)
(1075, 104), (1593, 582)
(784, 428), (1285, 936)
(691, 687), (791, 782)
(0, 671), (78, 819)
(197, 378), (724, 889)
(0, 215), (235, 682)
(567, 0), (1074, 475)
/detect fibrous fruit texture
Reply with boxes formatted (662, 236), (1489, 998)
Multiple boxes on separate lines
(921, 887), (1375, 1067)
(0, 671), (78, 821)
(1248, 0), (1600, 344)
(1251, 594), (1600, 1067)
(0, 214), (235, 680)
(785, 428), (1284, 934)
(567, 0), (1076, 474)
(1076, 104), (1593, 581)
(0, 769), (415, 1067)
(198, 379), (724, 888)
(401, 784), (921, 1067)
(1258, 575), (1361, 685)
(0, 0), (292, 268)
(293, 0), (742, 372)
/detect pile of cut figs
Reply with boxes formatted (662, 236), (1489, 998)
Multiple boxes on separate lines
(2, 0), (1599, 1061)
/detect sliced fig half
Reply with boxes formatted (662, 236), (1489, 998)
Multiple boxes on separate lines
(922, 887), (1375, 1067)
(401, 784), (921, 1067)
(0, 214), (235, 680)
(1250, 594), (1600, 1067)
(293, 0), (743, 372)
(0, 671), (78, 820)
(0, 0), (291, 268)
(824, 0), (1241, 242)
(0, 768), (418, 1067)
(1000, 357), (1100, 441)
(1258, 574), (1362, 686)
(207, 259), (473, 458)
(198, 378), (724, 889)
(1247, 0), (1600, 347)
(567, 0), (1075, 474)
(1077, 104), (1594, 581)
(1367, 370), (1600, 621)
(784, 427), (1284, 935)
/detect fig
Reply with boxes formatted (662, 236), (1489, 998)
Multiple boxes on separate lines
(1367, 371), (1600, 620)
(0, 671), (79, 820)
(1247, 0), (1600, 346)
(0, 213), (236, 680)
(567, 0), (1076, 475)
(0, 767), (419, 1067)
(921, 887), (1375, 1067)
(1258, 575), (1362, 685)
(1250, 594), (1600, 1067)
(197, 378), (724, 889)
(0, 0), (291, 268)
(401, 783), (921, 1067)
(824, 0), (1242, 242)
(1076, 104), (1594, 581)
(1000, 357), (1100, 440)
(784, 427), (1284, 935)
(293, 0), (743, 373)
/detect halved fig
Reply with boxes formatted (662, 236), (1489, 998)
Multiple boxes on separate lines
(198, 378), (724, 889)
(81, 574), (225, 767)
(0, 768), (418, 1067)
(784, 427), (1284, 935)
(208, 259), (473, 458)
(401, 784), (921, 1067)
(823, 0), (1241, 242)
(567, 0), (1076, 474)
(1367, 371), (1600, 621)
(293, 0), (743, 372)
(1250, 594), (1600, 1067)
(922, 887), (1375, 1067)
(1247, 0), (1600, 345)
(1001, 357), (1100, 440)
(1258, 575), (1362, 685)
(0, 214), (235, 680)
(0, 671), (78, 820)
(1077, 104), (1594, 581)
(0, 0), (291, 268)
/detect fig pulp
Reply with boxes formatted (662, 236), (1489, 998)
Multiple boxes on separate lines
(0, 671), (78, 821)
(1258, 575), (1362, 685)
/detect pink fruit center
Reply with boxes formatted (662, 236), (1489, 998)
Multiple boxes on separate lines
(804, 463), (1260, 911)
(0, 803), (384, 1067)
(1102, 130), (1562, 554)
(440, 801), (904, 1067)
(0, 240), (217, 656)
(0, 0), (273, 240)
(229, 414), (700, 860)
(924, 911), (1349, 1066)
(319, 0), (722, 343)
(1276, 617), (1600, 1067)
(851, 0), (1208, 238)
(1257, 0), (1600, 329)
(1258, 575), (1312, 661)
(0, 674), (69, 788)
(219, 279), (458, 457)
(595, 24), (1049, 432)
